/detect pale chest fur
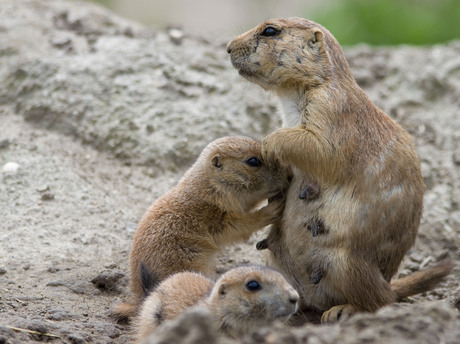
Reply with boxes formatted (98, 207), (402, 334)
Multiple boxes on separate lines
(277, 92), (303, 127)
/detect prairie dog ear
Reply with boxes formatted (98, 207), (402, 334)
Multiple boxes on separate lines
(307, 28), (324, 50)
(218, 283), (227, 295)
(211, 154), (223, 171)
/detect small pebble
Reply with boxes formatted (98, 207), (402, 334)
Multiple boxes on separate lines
(2, 162), (20, 174)
(27, 321), (48, 334)
(0, 139), (10, 149)
(104, 263), (117, 269)
(168, 28), (184, 44)
(36, 185), (50, 192)
(41, 192), (55, 201)
(66, 334), (86, 344)
(0, 267), (6, 275)
(48, 266), (60, 273)
(47, 281), (66, 287)
(453, 149), (460, 165)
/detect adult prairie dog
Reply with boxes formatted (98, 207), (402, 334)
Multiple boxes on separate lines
(227, 18), (452, 322)
(114, 136), (288, 319)
(135, 265), (299, 342)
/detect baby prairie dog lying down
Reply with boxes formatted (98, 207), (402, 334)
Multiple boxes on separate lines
(134, 265), (299, 342)
(114, 136), (288, 319)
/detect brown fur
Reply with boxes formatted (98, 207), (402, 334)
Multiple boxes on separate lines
(113, 136), (288, 320)
(391, 259), (454, 300)
(134, 266), (299, 342)
(134, 272), (214, 342)
(227, 18), (452, 322)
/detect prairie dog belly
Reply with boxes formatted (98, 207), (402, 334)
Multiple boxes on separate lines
(269, 165), (420, 312)
(267, 170), (346, 310)
(270, 169), (371, 310)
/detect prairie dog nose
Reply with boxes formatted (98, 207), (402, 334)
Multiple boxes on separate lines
(288, 289), (299, 304)
(226, 41), (233, 54)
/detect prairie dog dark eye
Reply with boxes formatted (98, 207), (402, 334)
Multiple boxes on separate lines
(245, 157), (263, 167)
(260, 26), (280, 37)
(246, 280), (261, 291)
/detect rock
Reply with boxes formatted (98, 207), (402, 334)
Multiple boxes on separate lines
(95, 323), (122, 339)
(143, 306), (221, 344)
(0, 268), (6, 275)
(168, 28), (184, 45)
(90, 269), (126, 293)
(104, 263), (118, 269)
(0, 139), (10, 149)
(60, 328), (93, 343)
(47, 308), (79, 321)
(36, 185), (50, 192)
(2, 162), (20, 174)
(40, 192), (55, 201)
(25, 320), (51, 341)
(66, 334), (87, 344)
(0, 0), (280, 174)
(243, 302), (460, 344)
(0, 326), (16, 341)
(47, 281), (67, 287)
(453, 148), (460, 165)
(47, 265), (60, 273)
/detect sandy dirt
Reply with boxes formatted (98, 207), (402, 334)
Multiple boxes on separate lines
(0, 1), (459, 343)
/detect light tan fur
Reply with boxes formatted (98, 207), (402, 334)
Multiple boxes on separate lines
(134, 266), (299, 342)
(227, 18), (452, 322)
(134, 272), (214, 342)
(113, 136), (288, 319)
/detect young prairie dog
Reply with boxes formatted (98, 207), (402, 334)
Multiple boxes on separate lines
(134, 265), (299, 342)
(227, 18), (453, 322)
(114, 136), (288, 319)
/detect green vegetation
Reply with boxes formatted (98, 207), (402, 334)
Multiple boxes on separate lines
(86, 0), (114, 7)
(311, 0), (460, 45)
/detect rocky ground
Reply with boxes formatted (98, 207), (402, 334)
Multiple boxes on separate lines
(0, 0), (459, 343)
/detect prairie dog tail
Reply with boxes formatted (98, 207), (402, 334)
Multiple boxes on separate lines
(391, 259), (454, 300)
(112, 302), (138, 321)
(140, 262), (160, 297)
(112, 263), (161, 321)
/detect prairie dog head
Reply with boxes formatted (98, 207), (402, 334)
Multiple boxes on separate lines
(207, 265), (299, 338)
(226, 17), (353, 92)
(134, 272), (214, 343)
(195, 136), (288, 212)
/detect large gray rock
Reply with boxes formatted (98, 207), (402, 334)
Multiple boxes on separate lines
(0, 0), (278, 174)
(245, 302), (460, 344)
(142, 306), (225, 344)
(138, 302), (460, 344)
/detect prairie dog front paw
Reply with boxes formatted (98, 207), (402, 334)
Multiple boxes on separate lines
(256, 193), (286, 226)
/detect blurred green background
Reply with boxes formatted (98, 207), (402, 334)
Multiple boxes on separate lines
(313, 0), (460, 45)
(88, 0), (460, 46)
